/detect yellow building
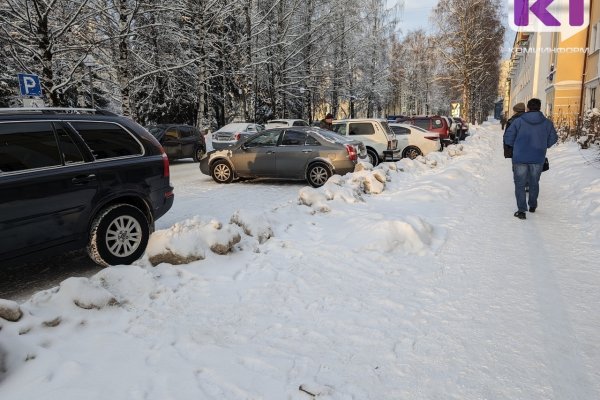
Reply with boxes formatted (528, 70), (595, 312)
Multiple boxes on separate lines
(544, 30), (588, 125)
(498, 60), (511, 116)
(583, 0), (600, 111)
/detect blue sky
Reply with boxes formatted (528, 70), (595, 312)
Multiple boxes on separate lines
(393, 0), (515, 58)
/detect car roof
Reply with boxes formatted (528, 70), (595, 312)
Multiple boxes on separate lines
(218, 122), (255, 130)
(267, 119), (303, 123)
(0, 111), (126, 123)
(332, 118), (388, 123)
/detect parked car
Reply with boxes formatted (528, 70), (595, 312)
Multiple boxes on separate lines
(0, 107), (174, 267)
(147, 124), (206, 162)
(200, 127), (366, 187)
(453, 117), (469, 140)
(442, 116), (458, 141)
(389, 123), (442, 159)
(386, 115), (405, 123)
(212, 122), (264, 150)
(331, 118), (401, 166)
(397, 116), (452, 146)
(264, 119), (308, 129)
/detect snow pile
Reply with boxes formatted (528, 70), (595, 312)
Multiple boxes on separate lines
(298, 163), (392, 212)
(146, 217), (242, 265)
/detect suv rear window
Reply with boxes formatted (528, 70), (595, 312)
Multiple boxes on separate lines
(70, 121), (143, 160)
(348, 123), (375, 136)
(0, 122), (62, 172)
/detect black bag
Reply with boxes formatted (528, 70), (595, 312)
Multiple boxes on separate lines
(543, 157), (549, 172)
(503, 144), (513, 159)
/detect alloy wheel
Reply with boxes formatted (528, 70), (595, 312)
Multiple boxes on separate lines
(105, 215), (143, 258)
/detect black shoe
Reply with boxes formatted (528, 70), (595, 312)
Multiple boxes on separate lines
(514, 211), (526, 220)
(529, 207), (536, 213)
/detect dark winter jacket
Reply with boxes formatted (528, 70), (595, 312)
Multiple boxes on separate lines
(502, 112), (523, 158)
(503, 111), (558, 164)
(504, 112), (524, 132)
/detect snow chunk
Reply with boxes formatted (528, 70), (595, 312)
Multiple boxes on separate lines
(230, 210), (274, 244)
(59, 277), (119, 310)
(349, 169), (386, 194)
(446, 144), (465, 157)
(146, 217), (242, 265)
(0, 299), (22, 322)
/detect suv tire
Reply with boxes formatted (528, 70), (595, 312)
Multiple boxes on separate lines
(307, 163), (331, 188)
(211, 160), (234, 183)
(367, 148), (379, 166)
(88, 204), (150, 267)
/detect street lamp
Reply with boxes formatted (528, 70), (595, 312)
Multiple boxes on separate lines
(82, 55), (96, 109)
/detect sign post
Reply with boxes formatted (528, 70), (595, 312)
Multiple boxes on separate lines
(451, 102), (461, 118)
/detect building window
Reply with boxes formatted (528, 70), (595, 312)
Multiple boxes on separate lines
(591, 88), (597, 110)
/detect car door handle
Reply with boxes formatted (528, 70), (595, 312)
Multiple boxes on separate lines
(266, 151), (275, 155)
(302, 150), (313, 153)
(72, 174), (97, 185)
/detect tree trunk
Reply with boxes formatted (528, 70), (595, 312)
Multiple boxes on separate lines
(118, 0), (131, 116)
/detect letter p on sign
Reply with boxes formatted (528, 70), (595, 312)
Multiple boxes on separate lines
(18, 73), (42, 97)
(509, 0), (589, 41)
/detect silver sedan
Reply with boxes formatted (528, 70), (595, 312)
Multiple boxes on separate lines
(200, 127), (366, 187)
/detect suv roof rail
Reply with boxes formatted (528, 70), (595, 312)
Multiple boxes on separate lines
(0, 107), (117, 116)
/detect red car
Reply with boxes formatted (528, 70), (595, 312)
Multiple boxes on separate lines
(396, 116), (452, 145)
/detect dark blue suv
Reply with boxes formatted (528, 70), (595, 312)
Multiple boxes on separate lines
(0, 108), (174, 267)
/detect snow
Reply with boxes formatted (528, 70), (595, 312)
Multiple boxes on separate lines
(1, 123), (600, 399)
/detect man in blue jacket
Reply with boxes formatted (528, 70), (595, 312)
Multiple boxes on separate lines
(503, 98), (558, 220)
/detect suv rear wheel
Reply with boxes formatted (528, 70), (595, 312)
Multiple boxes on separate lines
(366, 148), (379, 166)
(88, 204), (150, 267)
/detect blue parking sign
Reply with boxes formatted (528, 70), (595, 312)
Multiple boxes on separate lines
(18, 73), (42, 97)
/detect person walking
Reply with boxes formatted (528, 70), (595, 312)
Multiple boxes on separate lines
(503, 102), (526, 158)
(503, 98), (558, 220)
(319, 113), (334, 131)
(500, 113), (508, 130)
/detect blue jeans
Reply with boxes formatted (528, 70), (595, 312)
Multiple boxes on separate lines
(513, 163), (544, 212)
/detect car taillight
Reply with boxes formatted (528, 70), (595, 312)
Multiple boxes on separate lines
(387, 140), (393, 150)
(345, 144), (357, 161)
(234, 132), (241, 141)
(161, 149), (170, 178)
(425, 136), (438, 141)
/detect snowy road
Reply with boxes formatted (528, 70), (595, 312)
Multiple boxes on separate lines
(1, 123), (599, 399)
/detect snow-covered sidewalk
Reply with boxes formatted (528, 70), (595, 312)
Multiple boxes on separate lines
(1, 123), (599, 399)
